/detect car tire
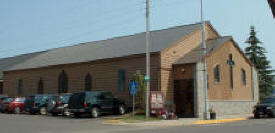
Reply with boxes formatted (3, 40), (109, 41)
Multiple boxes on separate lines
(40, 107), (47, 115)
(30, 111), (36, 115)
(91, 107), (100, 118)
(52, 112), (58, 116)
(63, 108), (70, 116)
(268, 112), (275, 118)
(118, 104), (126, 115)
(254, 114), (260, 119)
(74, 113), (81, 118)
(14, 107), (21, 114)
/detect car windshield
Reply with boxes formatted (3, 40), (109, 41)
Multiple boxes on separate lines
(262, 98), (275, 104)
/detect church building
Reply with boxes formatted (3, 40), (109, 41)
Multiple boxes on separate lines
(0, 22), (259, 118)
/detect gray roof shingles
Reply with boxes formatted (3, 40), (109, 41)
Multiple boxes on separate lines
(174, 36), (232, 65)
(4, 22), (205, 72)
(0, 52), (45, 80)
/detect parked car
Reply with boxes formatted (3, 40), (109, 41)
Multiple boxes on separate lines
(5, 97), (25, 114)
(68, 91), (126, 118)
(0, 95), (8, 112)
(47, 93), (71, 116)
(24, 94), (53, 115)
(254, 96), (275, 118)
(1, 97), (14, 113)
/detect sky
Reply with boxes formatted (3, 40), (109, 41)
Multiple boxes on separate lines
(0, 0), (274, 67)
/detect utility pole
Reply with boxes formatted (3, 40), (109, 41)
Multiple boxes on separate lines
(201, 0), (209, 120)
(145, 0), (151, 119)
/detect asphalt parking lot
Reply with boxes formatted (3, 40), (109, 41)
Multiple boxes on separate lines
(1, 113), (275, 133)
(0, 113), (154, 133)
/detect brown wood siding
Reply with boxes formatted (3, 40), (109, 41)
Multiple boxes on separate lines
(3, 54), (161, 106)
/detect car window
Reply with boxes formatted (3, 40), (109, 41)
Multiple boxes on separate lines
(15, 98), (25, 102)
(3, 98), (14, 103)
(60, 95), (70, 103)
(35, 96), (43, 102)
(85, 92), (97, 103)
(103, 92), (113, 99)
(262, 98), (275, 104)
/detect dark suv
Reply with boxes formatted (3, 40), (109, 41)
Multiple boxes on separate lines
(47, 93), (71, 116)
(24, 94), (53, 115)
(254, 96), (275, 118)
(68, 91), (126, 118)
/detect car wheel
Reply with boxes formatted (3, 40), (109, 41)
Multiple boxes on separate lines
(14, 107), (21, 114)
(268, 113), (275, 118)
(118, 105), (125, 115)
(254, 114), (260, 119)
(40, 107), (47, 115)
(52, 112), (58, 116)
(30, 111), (36, 115)
(63, 108), (70, 116)
(91, 107), (100, 118)
(74, 113), (81, 118)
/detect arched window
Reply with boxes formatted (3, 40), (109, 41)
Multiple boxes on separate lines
(58, 70), (68, 93)
(38, 78), (44, 94)
(241, 69), (247, 85)
(18, 79), (23, 96)
(85, 73), (92, 91)
(214, 65), (220, 82)
(0, 81), (3, 94)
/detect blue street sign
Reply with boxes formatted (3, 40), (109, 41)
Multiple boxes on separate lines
(129, 81), (138, 95)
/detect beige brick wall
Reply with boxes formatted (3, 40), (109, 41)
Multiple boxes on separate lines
(207, 40), (253, 100)
(160, 24), (219, 102)
(3, 54), (161, 106)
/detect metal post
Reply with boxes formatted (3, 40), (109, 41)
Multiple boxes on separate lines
(145, 0), (151, 119)
(201, 0), (209, 120)
(133, 94), (135, 117)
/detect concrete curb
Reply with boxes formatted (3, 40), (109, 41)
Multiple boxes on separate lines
(103, 117), (248, 126)
(194, 117), (248, 125)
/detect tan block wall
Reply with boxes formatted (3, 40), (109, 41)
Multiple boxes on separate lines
(160, 24), (219, 102)
(3, 54), (161, 106)
(207, 40), (253, 100)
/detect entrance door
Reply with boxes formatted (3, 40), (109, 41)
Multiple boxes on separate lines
(174, 79), (195, 118)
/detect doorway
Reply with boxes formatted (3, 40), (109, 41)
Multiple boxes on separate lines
(174, 79), (195, 118)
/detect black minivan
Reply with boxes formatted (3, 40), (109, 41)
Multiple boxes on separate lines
(24, 94), (53, 115)
(68, 91), (126, 118)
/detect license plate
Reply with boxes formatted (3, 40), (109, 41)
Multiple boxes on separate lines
(259, 112), (264, 115)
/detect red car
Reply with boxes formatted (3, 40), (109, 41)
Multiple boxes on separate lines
(3, 97), (25, 114)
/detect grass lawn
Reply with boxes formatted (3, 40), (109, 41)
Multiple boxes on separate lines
(121, 114), (161, 123)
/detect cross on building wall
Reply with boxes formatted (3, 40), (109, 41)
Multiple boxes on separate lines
(227, 54), (235, 89)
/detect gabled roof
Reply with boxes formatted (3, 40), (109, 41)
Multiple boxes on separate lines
(268, 0), (275, 18)
(0, 52), (45, 80)
(174, 36), (232, 65)
(4, 22), (208, 72)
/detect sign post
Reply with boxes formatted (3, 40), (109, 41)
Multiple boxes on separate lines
(129, 81), (138, 117)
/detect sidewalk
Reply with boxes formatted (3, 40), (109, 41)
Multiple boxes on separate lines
(103, 114), (252, 127)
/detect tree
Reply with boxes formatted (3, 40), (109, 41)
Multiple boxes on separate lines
(245, 26), (275, 98)
(131, 70), (146, 109)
